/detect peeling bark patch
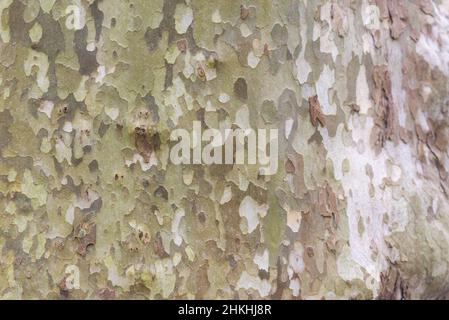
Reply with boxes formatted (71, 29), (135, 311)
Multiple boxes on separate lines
(371, 65), (398, 152)
(75, 218), (96, 256)
(308, 95), (326, 127)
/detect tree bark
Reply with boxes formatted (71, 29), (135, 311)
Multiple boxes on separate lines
(0, 0), (449, 299)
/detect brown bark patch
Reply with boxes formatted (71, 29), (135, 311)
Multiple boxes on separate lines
(371, 65), (399, 153)
(308, 95), (326, 128)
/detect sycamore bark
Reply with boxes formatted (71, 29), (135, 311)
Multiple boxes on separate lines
(0, 0), (449, 299)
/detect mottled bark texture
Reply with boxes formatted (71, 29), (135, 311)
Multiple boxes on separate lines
(1, 0), (449, 300)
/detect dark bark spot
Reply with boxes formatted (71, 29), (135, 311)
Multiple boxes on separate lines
(154, 186), (168, 200)
(234, 77), (248, 101)
(144, 27), (162, 51)
(88, 160), (98, 172)
(91, 0), (104, 42)
(74, 27), (99, 75)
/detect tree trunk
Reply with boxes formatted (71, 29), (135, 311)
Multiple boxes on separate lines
(0, 0), (449, 300)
